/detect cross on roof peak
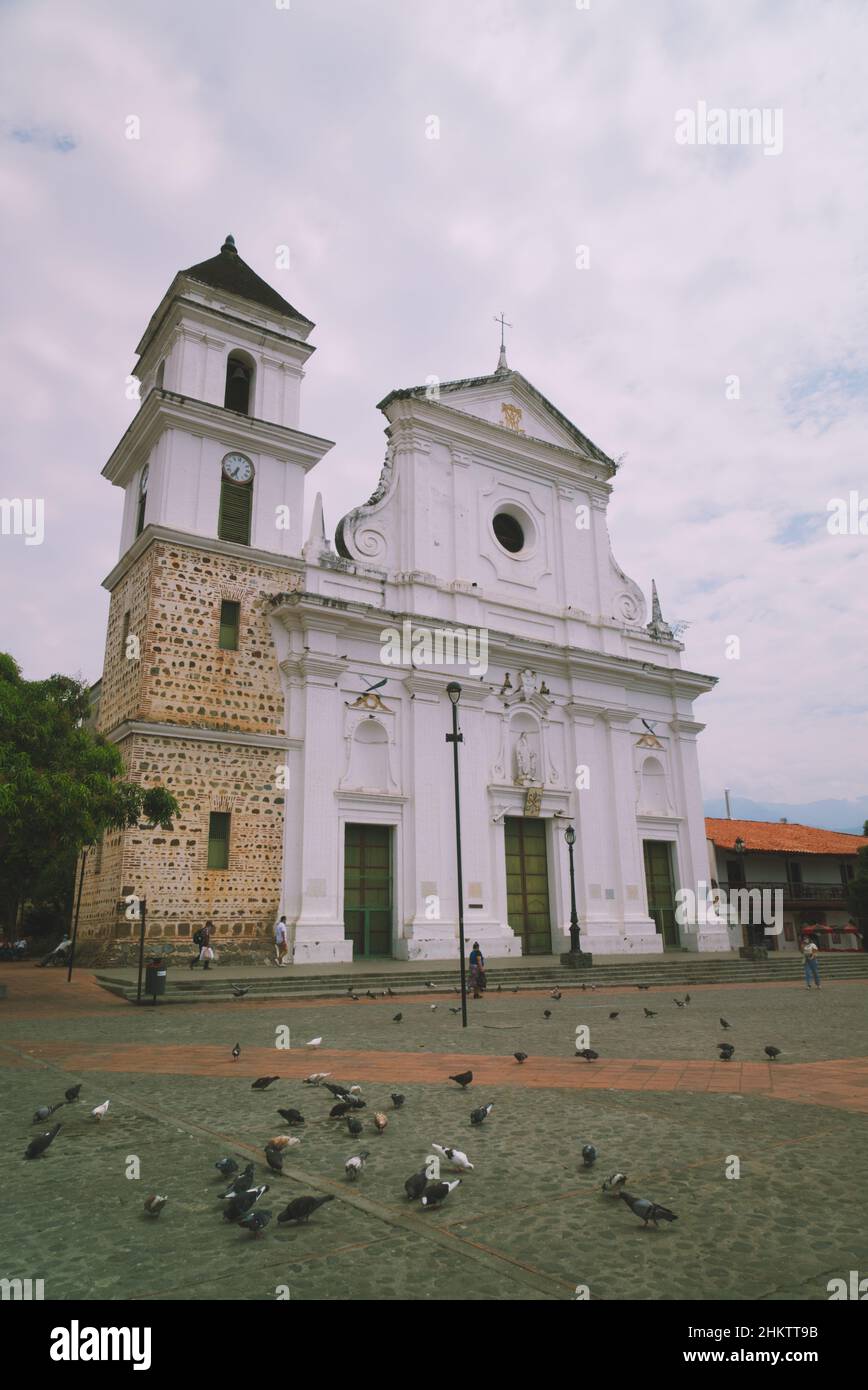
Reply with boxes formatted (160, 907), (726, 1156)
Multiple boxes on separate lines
(494, 312), (512, 374)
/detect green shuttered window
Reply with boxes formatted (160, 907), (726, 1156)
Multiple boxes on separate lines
(218, 479), (252, 545)
(219, 600), (240, 651)
(207, 812), (231, 870)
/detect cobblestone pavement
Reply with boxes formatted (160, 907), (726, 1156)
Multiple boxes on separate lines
(1, 966), (866, 1301)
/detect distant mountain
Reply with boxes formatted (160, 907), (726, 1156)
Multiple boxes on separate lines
(703, 794), (868, 836)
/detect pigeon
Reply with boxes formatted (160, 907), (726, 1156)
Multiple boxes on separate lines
(324, 1083), (350, 1100)
(404, 1169), (429, 1201)
(277, 1108), (305, 1125)
(393, 1013), (403, 1023)
(231, 1043), (241, 1062)
(64, 1085), (82, 1103)
(432, 1143), (474, 1171)
(330, 1102), (354, 1119)
(348, 1086), (363, 1095)
(684, 994), (691, 1005)
(238, 1208), (272, 1237)
(643, 1009), (657, 1019)
(717, 1043), (735, 1061)
(215, 1157), (239, 1178)
(223, 1184), (269, 1223)
(608, 1012), (620, 1020)
(32, 1103), (64, 1123)
(221, 1163), (255, 1198)
(637, 984), (651, 991)
(421, 1178), (461, 1207)
(543, 1010), (552, 1019)
(350, 994), (360, 1001)
(231, 986), (249, 999)
(306, 1037), (323, 1049)
(391, 1094), (405, 1109)
(512, 987), (519, 993)
(497, 984), (502, 993)
(345, 1096), (367, 1110)
(602, 1172), (628, 1196)
(425, 981), (435, 988)
(430, 1004), (438, 1012)
(267, 1135), (300, 1151)
(764, 1046), (782, 1061)
(449, 1071), (473, 1088)
(581, 1144), (597, 1168)
(387, 987), (396, 997)
(143, 1194), (168, 1217)
(373, 1112), (389, 1134)
(278, 1195), (334, 1224)
(449, 1007), (461, 1014)
(24, 1123), (61, 1160)
(577, 1048), (600, 1062)
(91, 1100), (111, 1121)
(347, 1115), (363, 1137)
(550, 990), (562, 1000)
(366, 991), (377, 1000)
(345, 1151), (369, 1181)
(674, 998), (685, 1008)
(304, 1073), (331, 1085)
(513, 1052), (528, 1064)
(470, 1102), (494, 1125)
(252, 1076), (279, 1090)
(720, 1018), (732, 1030)
(619, 1191), (678, 1228)
(264, 1147), (284, 1174)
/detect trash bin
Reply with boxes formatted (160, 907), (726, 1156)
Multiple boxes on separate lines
(144, 959), (166, 1001)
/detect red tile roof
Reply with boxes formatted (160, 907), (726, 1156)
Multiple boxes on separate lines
(705, 817), (868, 857)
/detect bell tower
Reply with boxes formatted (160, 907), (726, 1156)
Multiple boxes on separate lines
(76, 238), (334, 961)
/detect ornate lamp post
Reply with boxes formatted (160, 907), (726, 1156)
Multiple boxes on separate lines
(446, 681), (468, 1028)
(565, 823), (581, 953)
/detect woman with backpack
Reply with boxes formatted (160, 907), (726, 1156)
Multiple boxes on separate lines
(190, 921), (214, 970)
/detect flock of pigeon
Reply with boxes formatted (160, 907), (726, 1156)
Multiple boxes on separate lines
(22, 981), (786, 1243)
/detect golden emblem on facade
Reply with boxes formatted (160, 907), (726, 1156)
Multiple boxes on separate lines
(501, 403), (524, 433)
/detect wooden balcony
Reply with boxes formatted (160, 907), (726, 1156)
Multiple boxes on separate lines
(719, 880), (849, 905)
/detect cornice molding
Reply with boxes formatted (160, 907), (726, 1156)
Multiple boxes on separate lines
(106, 720), (296, 750)
(101, 526), (305, 593)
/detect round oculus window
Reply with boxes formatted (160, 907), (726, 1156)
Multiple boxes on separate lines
(493, 511), (525, 554)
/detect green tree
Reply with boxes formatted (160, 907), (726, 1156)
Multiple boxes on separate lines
(0, 653), (179, 930)
(847, 844), (868, 939)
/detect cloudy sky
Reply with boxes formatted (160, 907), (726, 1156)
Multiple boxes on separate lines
(2, 0), (866, 805)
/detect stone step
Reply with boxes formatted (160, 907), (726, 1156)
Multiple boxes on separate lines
(102, 953), (868, 1003)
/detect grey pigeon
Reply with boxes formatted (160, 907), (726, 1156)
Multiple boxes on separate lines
(581, 1144), (597, 1167)
(719, 1017), (732, 1030)
(346, 1116), (363, 1137)
(577, 1048), (599, 1062)
(251, 1076), (279, 1090)
(717, 1042), (735, 1060)
(221, 1161), (255, 1197)
(449, 1071), (473, 1088)
(264, 1145), (284, 1174)
(231, 986), (249, 998)
(323, 1083), (351, 1100)
(231, 1043), (241, 1062)
(543, 1009), (552, 1019)
(391, 1094), (405, 1109)
(404, 1169), (428, 1201)
(643, 1008), (658, 1018)
(393, 1013), (403, 1023)
(32, 1102), (64, 1124)
(25, 1123), (61, 1160)
(470, 1102), (494, 1125)
(223, 1184), (269, 1223)
(278, 1195), (334, 1224)
(215, 1157), (239, 1178)
(764, 1046), (781, 1060)
(619, 1191), (677, 1228)
(421, 1179), (461, 1207)
(238, 1208), (271, 1237)
(513, 1052), (528, 1064)
(602, 1172), (627, 1196)
(277, 1108), (304, 1125)
(609, 1012), (619, 1020)
(64, 1085), (82, 1103)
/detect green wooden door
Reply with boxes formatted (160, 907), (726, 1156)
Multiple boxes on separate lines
(643, 840), (679, 946)
(344, 824), (392, 957)
(505, 818), (552, 955)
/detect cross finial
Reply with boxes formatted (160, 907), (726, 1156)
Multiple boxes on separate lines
(494, 312), (512, 373)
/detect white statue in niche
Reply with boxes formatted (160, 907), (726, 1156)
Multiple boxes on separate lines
(518, 668), (539, 698)
(515, 731), (538, 784)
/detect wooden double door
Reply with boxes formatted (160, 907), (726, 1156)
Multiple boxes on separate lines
(505, 817), (552, 955)
(344, 824), (392, 957)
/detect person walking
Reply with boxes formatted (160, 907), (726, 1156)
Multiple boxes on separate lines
(801, 934), (821, 989)
(39, 933), (71, 967)
(199, 920), (215, 971)
(273, 915), (289, 966)
(468, 941), (486, 999)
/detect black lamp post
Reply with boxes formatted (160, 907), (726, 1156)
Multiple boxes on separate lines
(565, 823), (581, 953)
(446, 681), (468, 1028)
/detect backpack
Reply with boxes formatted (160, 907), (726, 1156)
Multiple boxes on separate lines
(192, 930), (204, 947)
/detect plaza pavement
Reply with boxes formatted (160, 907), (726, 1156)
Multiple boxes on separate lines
(1, 963), (866, 1302)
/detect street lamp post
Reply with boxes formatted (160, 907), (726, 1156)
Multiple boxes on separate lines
(446, 681), (468, 1028)
(565, 824), (581, 953)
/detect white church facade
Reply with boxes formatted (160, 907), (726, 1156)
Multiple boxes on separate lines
(78, 237), (726, 963)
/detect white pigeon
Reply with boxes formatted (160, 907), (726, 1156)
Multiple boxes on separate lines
(432, 1143), (474, 1172)
(306, 1037), (323, 1049)
(430, 1004), (438, 1011)
(304, 1072), (331, 1085)
(602, 1172), (628, 1196)
(91, 1100), (111, 1121)
(348, 1085), (362, 1095)
(345, 1151), (369, 1181)
(421, 1178), (461, 1207)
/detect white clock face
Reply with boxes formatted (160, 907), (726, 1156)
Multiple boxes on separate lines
(222, 452), (253, 484)
(139, 464), (149, 496)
